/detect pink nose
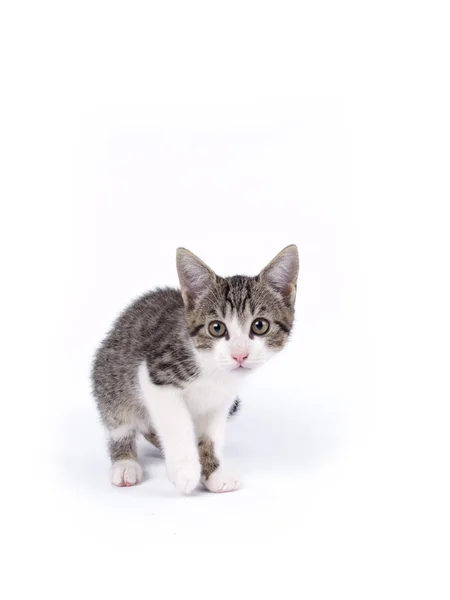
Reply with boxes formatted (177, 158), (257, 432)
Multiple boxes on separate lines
(232, 351), (248, 365)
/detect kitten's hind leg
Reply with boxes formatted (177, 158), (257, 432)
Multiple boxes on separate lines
(108, 427), (142, 487)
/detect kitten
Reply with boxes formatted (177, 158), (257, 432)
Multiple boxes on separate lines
(91, 245), (299, 493)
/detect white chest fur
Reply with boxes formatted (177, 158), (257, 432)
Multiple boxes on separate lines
(183, 349), (246, 418)
(138, 358), (244, 438)
(182, 370), (239, 416)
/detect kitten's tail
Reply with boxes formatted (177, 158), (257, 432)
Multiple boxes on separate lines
(228, 397), (241, 418)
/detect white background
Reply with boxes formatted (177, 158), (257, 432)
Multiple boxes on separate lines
(1, 1), (449, 599)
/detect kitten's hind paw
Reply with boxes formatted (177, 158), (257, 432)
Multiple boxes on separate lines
(111, 459), (143, 487)
(203, 468), (241, 493)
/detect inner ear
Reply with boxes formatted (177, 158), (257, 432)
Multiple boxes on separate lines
(176, 248), (216, 308)
(259, 245), (299, 304)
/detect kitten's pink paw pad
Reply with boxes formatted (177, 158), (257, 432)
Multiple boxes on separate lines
(167, 460), (201, 494)
(111, 460), (143, 487)
(203, 468), (241, 493)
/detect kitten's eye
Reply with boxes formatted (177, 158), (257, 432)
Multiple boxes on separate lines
(251, 318), (270, 335)
(208, 320), (227, 338)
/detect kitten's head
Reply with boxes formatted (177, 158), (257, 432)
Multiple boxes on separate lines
(176, 245), (299, 373)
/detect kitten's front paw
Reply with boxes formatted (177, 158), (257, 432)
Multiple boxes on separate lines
(166, 459), (201, 494)
(203, 468), (241, 493)
(111, 459), (143, 487)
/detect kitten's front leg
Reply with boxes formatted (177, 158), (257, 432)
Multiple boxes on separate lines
(139, 365), (200, 493)
(198, 407), (240, 493)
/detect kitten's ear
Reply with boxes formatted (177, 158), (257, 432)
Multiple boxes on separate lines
(259, 245), (299, 304)
(176, 248), (216, 308)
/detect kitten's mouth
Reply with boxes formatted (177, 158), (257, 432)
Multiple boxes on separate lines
(232, 364), (252, 372)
